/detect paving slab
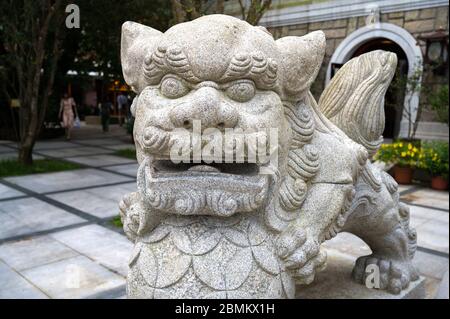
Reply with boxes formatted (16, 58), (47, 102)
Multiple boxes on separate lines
(410, 204), (449, 223)
(65, 154), (135, 167)
(48, 190), (117, 219)
(402, 188), (449, 211)
(413, 250), (449, 281)
(398, 184), (416, 194)
(415, 219), (449, 254)
(37, 146), (113, 158)
(0, 152), (44, 161)
(76, 138), (125, 146)
(423, 277), (443, 299)
(0, 260), (48, 299)
(102, 163), (138, 177)
(84, 182), (136, 200)
(5, 168), (133, 194)
(33, 141), (79, 151)
(0, 183), (25, 200)
(20, 255), (125, 299)
(0, 212), (34, 240)
(104, 144), (136, 151)
(0, 145), (14, 153)
(322, 231), (372, 257)
(409, 206), (449, 254)
(47, 182), (135, 219)
(0, 197), (86, 240)
(0, 236), (78, 271)
(436, 270), (449, 299)
(50, 224), (132, 276)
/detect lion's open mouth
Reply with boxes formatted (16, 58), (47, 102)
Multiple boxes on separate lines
(137, 157), (270, 216)
(152, 159), (260, 177)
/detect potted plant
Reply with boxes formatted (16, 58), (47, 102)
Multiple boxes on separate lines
(419, 141), (449, 190)
(375, 141), (420, 184)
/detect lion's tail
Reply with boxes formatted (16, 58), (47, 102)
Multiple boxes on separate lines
(318, 50), (397, 157)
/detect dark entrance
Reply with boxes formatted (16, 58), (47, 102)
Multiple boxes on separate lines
(350, 38), (408, 139)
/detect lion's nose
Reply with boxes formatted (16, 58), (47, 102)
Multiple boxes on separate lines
(169, 87), (238, 129)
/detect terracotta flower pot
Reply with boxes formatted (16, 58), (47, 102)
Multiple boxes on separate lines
(431, 176), (448, 190)
(393, 166), (413, 185)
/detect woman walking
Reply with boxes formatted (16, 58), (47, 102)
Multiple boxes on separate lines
(59, 93), (78, 140)
(99, 97), (113, 133)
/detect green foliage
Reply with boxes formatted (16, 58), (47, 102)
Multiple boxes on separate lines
(111, 215), (123, 228)
(390, 63), (423, 140)
(374, 140), (421, 168)
(115, 148), (136, 160)
(428, 85), (449, 125)
(72, 0), (172, 80)
(419, 141), (449, 178)
(0, 158), (82, 178)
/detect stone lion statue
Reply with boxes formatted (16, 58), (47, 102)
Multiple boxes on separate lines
(119, 14), (418, 298)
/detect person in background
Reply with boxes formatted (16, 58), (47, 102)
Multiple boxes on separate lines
(117, 92), (128, 126)
(59, 93), (78, 140)
(99, 97), (113, 133)
(127, 94), (134, 120)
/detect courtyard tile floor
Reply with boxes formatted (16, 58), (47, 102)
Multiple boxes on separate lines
(0, 124), (448, 299)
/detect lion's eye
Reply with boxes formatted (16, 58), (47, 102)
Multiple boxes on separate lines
(160, 77), (189, 99)
(226, 81), (255, 102)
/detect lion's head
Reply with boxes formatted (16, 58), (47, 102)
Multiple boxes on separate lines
(121, 15), (326, 227)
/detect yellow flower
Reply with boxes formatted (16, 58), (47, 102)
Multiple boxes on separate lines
(401, 152), (406, 157)
(413, 147), (418, 153)
(408, 144), (412, 150)
(399, 143), (403, 147)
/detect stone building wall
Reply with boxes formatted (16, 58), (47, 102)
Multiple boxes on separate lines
(266, 6), (449, 123)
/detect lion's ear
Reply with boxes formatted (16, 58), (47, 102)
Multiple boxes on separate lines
(276, 31), (326, 100)
(121, 21), (162, 93)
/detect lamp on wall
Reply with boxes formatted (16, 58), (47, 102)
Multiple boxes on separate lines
(419, 28), (449, 75)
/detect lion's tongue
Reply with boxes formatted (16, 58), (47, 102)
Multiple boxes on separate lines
(187, 165), (220, 173)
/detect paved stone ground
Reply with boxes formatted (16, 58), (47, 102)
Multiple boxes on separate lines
(0, 124), (448, 299)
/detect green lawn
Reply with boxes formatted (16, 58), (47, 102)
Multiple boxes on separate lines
(0, 158), (83, 178)
(114, 148), (136, 160)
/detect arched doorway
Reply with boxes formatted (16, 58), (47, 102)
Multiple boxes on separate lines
(327, 22), (423, 139)
(350, 38), (408, 138)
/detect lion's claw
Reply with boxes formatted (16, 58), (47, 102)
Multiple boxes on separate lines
(276, 227), (326, 285)
(119, 192), (141, 241)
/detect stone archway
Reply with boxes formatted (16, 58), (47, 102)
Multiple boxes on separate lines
(326, 22), (423, 138)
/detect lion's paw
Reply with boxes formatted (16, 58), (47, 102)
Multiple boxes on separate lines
(352, 254), (419, 294)
(119, 192), (141, 241)
(276, 228), (327, 285)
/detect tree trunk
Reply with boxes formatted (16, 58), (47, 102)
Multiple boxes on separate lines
(15, 0), (61, 166)
(18, 142), (34, 166)
(37, 20), (64, 137)
(238, 0), (272, 26)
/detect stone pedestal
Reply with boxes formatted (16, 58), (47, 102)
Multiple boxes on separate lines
(296, 250), (426, 299)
